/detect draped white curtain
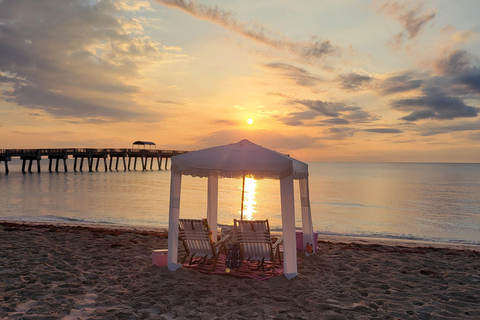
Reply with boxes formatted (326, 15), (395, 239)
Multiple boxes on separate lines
(299, 177), (314, 253)
(280, 174), (297, 279)
(167, 171), (183, 271)
(207, 175), (219, 241)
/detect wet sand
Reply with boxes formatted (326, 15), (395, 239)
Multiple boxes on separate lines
(1, 221), (480, 319)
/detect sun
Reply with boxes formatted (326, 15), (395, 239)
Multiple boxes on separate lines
(247, 118), (254, 125)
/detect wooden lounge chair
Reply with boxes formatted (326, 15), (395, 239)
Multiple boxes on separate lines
(179, 218), (230, 272)
(233, 219), (283, 272)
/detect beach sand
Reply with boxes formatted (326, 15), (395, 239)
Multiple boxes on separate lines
(1, 222), (480, 319)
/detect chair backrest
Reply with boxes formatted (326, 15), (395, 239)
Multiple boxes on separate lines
(234, 219), (273, 261)
(179, 219), (214, 258)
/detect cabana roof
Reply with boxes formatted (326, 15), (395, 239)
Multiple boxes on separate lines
(171, 139), (308, 180)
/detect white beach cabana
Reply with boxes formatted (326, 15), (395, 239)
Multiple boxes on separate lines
(166, 139), (314, 279)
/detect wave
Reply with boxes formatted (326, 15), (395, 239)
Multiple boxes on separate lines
(3, 215), (117, 225)
(311, 230), (480, 246)
(2, 216), (479, 246)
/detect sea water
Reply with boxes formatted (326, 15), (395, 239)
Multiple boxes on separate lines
(1, 160), (479, 245)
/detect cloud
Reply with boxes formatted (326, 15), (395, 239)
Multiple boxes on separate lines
(157, 0), (336, 62)
(198, 129), (322, 151)
(0, 0), (161, 121)
(392, 87), (479, 121)
(213, 119), (237, 126)
(344, 109), (380, 123)
(157, 100), (185, 105)
(265, 63), (322, 87)
(459, 70), (480, 93)
(377, 72), (423, 95)
(364, 128), (403, 133)
(279, 99), (378, 127)
(434, 49), (472, 76)
(279, 110), (320, 126)
(5, 85), (140, 119)
(434, 50), (480, 93)
(420, 122), (480, 136)
(327, 127), (356, 140)
(339, 72), (374, 91)
(289, 99), (349, 118)
(376, 1), (436, 48)
(115, 0), (152, 11)
(318, 118), (350, 125)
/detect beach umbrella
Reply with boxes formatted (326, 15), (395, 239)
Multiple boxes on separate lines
(166, 139), (313, 279)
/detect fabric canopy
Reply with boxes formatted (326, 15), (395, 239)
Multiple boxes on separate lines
(167, 139), (314, 279)
(171, 139), (308, 180)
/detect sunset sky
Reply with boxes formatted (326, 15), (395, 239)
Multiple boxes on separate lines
(1, 0), (480, 162)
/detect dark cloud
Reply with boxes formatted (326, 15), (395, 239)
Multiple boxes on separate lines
(339, 73), (374, 91)
(327, 127), (356, 140)
(434, 50), (472, 76)
(378, 72), (423, 95)
(318, 118), (350, 125)
(459, 71), (480, 92)
(279, 99), (378, 127)
(420, 122), (480, 136)
(265, 63), (321, 87)
(0, 0), (159, 121)
(5, 85), (139, 119)
(386, 51), (480, 123)
(364, 128), (403, 134)
(377, 2), (436, 48)
(344, 109), (379, 123)
(392, 87), (479, 121)
(289, 99), (348, 117)
(157, 0), (337, 61)
(279, 110), (320, 126)
(434, 50), (480, 94)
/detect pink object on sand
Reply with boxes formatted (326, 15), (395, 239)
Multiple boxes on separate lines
(296, 230), (318, 251)
(152, 249), (168, 266)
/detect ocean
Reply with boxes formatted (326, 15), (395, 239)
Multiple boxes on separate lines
(1, 159), (479, 245)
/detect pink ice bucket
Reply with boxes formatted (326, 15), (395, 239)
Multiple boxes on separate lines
(295, 230), (319, 251)
(152, 249), (168, 266)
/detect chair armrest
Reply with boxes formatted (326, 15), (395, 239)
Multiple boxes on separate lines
(272, 237), (283, 249)
(214, 234), (231, 247)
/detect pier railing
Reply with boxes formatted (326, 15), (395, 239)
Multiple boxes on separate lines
(0, 148), (188, 174)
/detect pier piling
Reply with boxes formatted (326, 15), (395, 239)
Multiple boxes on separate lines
(0, 148), (185, 175)
(20, 153), (41, 173)
(0, 154), (10, 174)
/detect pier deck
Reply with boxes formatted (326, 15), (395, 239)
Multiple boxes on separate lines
(0, 148), (187, 174)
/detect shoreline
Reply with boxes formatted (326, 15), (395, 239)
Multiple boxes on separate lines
(2, 219), (479, 252)
(2, 221), (480, 319)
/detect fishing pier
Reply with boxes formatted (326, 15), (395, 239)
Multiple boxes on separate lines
(0, 143), (187, 175)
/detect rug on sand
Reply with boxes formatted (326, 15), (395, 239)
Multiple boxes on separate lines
(182, 254), (284, 280)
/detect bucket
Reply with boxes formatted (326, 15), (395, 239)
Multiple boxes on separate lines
(152, 249), (168, 266)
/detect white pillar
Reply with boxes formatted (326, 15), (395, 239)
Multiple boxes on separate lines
(167, 171), (183, 271)
(280, 173), (297, 279)
(207, 175), (219, 241)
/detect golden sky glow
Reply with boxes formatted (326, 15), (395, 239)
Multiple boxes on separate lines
(1, 0), (480, 162)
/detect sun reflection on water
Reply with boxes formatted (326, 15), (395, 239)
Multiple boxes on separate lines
(241, 176), (257, 220)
